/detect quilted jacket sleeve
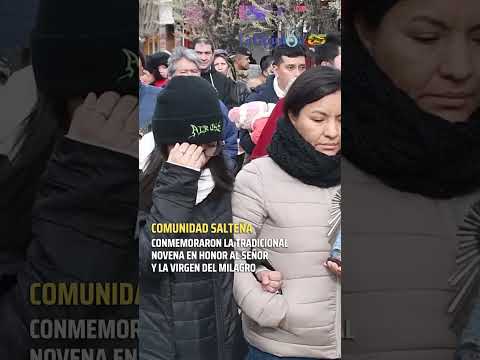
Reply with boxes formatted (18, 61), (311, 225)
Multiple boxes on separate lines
(139, 162), (200, 276)
(232, 161), (288, 328)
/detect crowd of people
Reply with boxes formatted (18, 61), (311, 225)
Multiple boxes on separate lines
(138, 34), (342, 360)
(2, 0), (479, 359)
(139, 34), (341, 168)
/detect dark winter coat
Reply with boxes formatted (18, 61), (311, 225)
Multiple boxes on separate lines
(231, 80), (251, 107)
(138, 162), (246, 360)
(245, 75), (279, 105)
(0, 138), (55, 286)
(201, 67), (237, 110)
(0, 154), (29, 286)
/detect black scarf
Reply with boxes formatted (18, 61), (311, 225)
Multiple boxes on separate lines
(343, 26), (480, 199)
(268, 117), (340, 188)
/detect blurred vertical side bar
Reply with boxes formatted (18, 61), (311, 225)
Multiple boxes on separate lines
(342, 1), (480, 359)
(0, 0), (139, 358)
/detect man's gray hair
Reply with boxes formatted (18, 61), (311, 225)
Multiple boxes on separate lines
(167, 47), (201, 78)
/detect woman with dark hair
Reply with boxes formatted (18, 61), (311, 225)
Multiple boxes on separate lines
(138, 76), (246, 360)
(342, 1), (480, 359)
(233, 67), (341, 360)
(139, 46), (155, 85)
(145, 51), (170, 87)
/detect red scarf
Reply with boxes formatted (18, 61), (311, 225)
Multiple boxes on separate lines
(251, 98), (285, 160)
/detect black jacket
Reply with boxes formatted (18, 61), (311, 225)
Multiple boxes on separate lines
(139, 162), (246, 360)
(0, 139), (55, 285)
(231, 80), (251, 107)
(245, 75), (279, 104)
(0, 154), (24, 284)
(201, 67), (237, 109)
(0, 138), (138, 359)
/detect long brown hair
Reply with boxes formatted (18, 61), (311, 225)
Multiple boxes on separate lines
(139, 145), (234, 212)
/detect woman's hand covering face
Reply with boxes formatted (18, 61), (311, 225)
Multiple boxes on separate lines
(167, 143), (208, 170)
(67, 92), (138, 158)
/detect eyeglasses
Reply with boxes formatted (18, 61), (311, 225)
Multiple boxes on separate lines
(203, 141), (225, 157)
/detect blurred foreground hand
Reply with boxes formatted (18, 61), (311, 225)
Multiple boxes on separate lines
(67, 92), (138, 158)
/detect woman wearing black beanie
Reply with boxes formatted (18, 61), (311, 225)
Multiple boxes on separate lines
(138, 76), (246, 360)
(342, 1), (480, 359)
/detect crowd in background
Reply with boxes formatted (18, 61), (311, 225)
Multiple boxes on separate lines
(138, 34), (343, 360)
(139, 33), (341, 170)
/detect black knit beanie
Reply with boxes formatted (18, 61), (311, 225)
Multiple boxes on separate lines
(0, 0), (38, 49)
(31, 0), (138, 96)
(152, 76), (224, 145)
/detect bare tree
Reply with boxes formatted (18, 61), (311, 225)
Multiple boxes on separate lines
(166, 0), (340, 50)
(175, 0), (245, 50)
(248, 0), (338, 36)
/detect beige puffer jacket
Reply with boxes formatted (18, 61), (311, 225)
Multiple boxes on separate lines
(232, 157), (341, 359)
(342, 159), (480, 360)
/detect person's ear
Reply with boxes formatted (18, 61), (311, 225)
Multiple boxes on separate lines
(288, 111), (297, 123)
(272, 64), (279, 77)
(354, 16), (375, 54)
